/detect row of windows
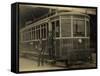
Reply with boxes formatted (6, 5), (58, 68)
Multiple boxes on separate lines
(21, 20), (60, 41)
(22, 23), (48, 41)
(61, 18), (90, 37)
(21, 16), (90, 41)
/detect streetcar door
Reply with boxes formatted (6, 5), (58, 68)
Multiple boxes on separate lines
(51, 21), (60, 58)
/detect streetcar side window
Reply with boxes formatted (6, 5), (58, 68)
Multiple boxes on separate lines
(38, 26), (40, 39)
(41, 24), (44, 39)
(46, 23), (48, 38)
(52, 22), (55, 37)
(43, 24), (46, 38)
(34, 26), (36, 40)
(86, 20), (90, 36)
(41, 23), (47, 39)
(32, 27), (35, 40)
(22, 31), (25, 41)
(55, 20), (60, 37)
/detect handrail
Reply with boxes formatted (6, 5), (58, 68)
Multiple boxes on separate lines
(37, 40), (46, 66)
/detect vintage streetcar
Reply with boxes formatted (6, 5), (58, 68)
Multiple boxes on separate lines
(20, 9), (93, 66)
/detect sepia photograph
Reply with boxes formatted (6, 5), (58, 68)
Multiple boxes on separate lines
(11, 3), (97, 73)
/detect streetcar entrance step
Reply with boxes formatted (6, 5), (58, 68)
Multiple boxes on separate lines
(46, 59), (56, 64)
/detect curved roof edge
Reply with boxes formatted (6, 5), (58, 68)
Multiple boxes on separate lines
(20, 11), (90, 32)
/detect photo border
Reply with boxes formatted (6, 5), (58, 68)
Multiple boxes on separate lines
(11, 2), (98, 73)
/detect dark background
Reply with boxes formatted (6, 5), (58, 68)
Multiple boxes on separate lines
(19, 6), (49, 28)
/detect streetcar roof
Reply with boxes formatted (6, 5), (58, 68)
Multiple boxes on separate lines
(20, 11), (89, 32)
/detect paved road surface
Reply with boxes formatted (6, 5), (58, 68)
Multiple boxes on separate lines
(19, 57), (64, 71)
(19, 56), (96, 72)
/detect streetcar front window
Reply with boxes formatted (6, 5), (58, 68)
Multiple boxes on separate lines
(61, 19), (71, 37)
(73, 19), (85, 37)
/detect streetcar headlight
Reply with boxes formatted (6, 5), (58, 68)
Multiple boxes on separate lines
(78, 39), (82, 43)
(30, 42), (33, 45)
